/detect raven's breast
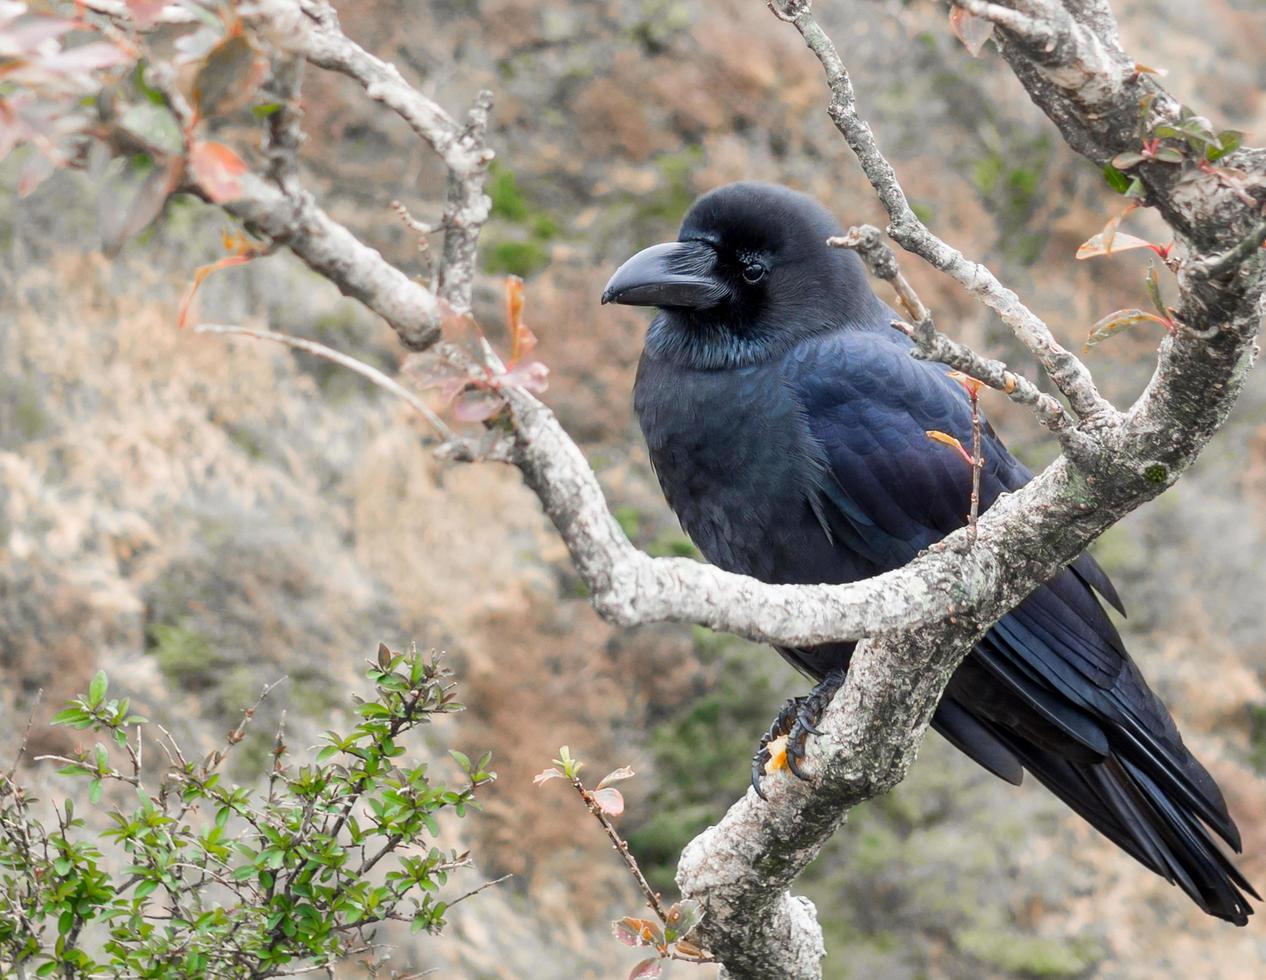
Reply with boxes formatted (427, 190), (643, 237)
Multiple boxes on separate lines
(633, 353), (858, 586)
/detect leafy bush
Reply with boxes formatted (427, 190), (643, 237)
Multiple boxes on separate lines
(0, 645), (495, 978)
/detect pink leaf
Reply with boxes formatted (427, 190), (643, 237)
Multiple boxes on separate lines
(499, 359), (549, 393)
(42, 41), (131, 75)
(592, 787), (624, 817)
(452, 387), (505, 422)
(597, 766), (636, 790)
(949, 8), (994, 57)
(189, 140), (248, 203)
(0, 17), (76, 57)
(125, 0), (171, 29)
(628, 958), (663, 980)
(1075, 231), (1157, 260)
(532, 768), (565, 786)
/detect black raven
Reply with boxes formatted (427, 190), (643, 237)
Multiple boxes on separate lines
(602, 181), (1256, 924)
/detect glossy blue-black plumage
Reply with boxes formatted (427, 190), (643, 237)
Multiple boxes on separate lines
(625, 182), (1254, 924)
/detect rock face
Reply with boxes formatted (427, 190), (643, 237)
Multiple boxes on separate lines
(3, 0), (1266, 976)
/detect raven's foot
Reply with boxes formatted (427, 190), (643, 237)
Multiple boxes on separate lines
(751, 668), (847, 799)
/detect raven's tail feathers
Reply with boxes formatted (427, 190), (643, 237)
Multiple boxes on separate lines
(991, 729), (1257, 925)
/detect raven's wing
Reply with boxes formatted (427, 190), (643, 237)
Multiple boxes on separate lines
(787, 329), (1253, 923)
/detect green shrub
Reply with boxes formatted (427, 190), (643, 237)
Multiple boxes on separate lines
(0, 646), (495, 978)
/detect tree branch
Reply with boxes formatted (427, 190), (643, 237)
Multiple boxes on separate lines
(830, 224), (1080, 448)
(771, 0), (1117, 424)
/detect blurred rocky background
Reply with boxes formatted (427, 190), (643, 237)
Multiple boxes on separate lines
(3, 0), (1266, 976)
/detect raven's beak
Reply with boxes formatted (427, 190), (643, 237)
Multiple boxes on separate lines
(601, 240), (727, 309)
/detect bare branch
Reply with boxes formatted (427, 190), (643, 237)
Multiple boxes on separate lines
(295, 0), (493, 313)
(216, 175), (443, 350)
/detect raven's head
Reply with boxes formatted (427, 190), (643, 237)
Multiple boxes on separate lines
(602, 182), (884, 367)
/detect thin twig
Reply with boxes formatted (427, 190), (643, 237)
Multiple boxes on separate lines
(6, 690), (43, 782)
(194, 324), (460, 444)
(446, 873), (513, 907)
(569, 775), (665, 922)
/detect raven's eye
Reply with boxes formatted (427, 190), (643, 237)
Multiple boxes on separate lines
(742, 262), (767, 285)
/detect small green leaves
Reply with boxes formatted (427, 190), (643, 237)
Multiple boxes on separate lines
(2, 643), (491, 975)
(87, 670), (108, 708)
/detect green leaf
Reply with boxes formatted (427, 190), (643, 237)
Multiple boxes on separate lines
(51, 708), (88, 726)
(1208, 129), (1243, 162)
(231, 865), (257, 881)
(449, 750), (471, 772)
(135, 879), (159, 900)
(1153, 146), (1185, 164)
(88, 670), (108, 708)
(316, 746), (340, 764)
(1145, 263), (1167, 318)
(1102, 163), (1130, 194)
(89, 779), (103, 806)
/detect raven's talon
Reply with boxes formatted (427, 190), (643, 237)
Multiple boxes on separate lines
(752, 669), (848, 793)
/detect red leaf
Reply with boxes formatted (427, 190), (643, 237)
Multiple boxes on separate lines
(946, 370), (983, 399)
(1076, 230), (1156, 260)
(189, 140), (248, 203)
(949, 8), (994, 57)
(178, 255), (253, 329)
(505, 275), (537, 361)
(592, 787), (624, 817)
(628, 959), (662, 980)
(612, 917), (663, 948)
